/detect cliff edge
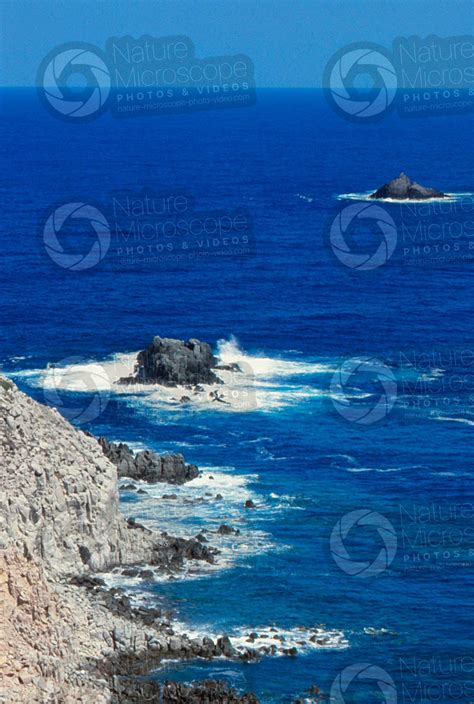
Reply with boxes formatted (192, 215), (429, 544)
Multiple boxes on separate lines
(0, 377), (156, 577)
(0, 378), (240, 702)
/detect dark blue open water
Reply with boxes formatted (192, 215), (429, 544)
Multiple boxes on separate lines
(1, 89), (473, 703)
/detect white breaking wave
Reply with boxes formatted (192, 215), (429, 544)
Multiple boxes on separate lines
(159, 616), (349, 655)
(228, 624), (348, 654)
(87, 577), (349, 655)
(8, 337), (336, 413)
(116, 464), (296, 576)
(337, 191), (471, 204)
(217, 336), (333, 377)
(10, 352), (133, 392)
(346, 467), (408, 473)
(432, 415), (474, 427)
(346, 467), (403, 473)
(296, 193), (315, 203)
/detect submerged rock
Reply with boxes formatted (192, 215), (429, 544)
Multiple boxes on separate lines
(369, 172), (447, 200)
(118, 335), (221, 386)
(217, 524), (240, 536)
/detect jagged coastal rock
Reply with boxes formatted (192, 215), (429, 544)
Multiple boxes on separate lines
(95, 436), (200, 484)
(369, 172), (447, 200)
(110, 678), (259, 702)
(160, 681), (258, 703)
(1, 376), (329, 702)
(0, 377), (251, 702)
(0, 378), (157, 576)
(119, 336), (221, 386)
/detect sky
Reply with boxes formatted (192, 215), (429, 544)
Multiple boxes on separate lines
(1, 0), (473, 87)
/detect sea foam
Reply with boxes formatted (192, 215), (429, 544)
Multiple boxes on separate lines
(14, 336), (335, 414)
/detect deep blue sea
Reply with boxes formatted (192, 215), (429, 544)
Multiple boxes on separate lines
(1, 89), (473, 703)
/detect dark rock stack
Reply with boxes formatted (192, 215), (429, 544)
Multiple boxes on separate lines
(151, 534), (218, 569)
(111, 676), (161, 703)
(369, 172), (447, 200)
(119, 336), (221, 386)
(110, 678), (259, 704)
(97, 436), (200, 485)
(162, 680), (259, 703)
(217, 524), (240, 536)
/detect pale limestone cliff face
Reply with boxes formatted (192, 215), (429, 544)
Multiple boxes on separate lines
(0, 379), (161, 702)
(0, 379), (241, 703)
(0, 550), (111, 703)
(0, 378), (155, 576)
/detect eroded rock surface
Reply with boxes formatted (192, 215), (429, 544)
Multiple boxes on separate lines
(369, 172), (446, 200)
(0, 380), (161, 577)
(118, 336), (221, 386)
(96, 436), (199, 484)
(161, 680), (259, 703)
(0, 378), (234, 702)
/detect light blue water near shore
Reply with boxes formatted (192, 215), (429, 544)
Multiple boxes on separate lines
(1, 89), (473, 703)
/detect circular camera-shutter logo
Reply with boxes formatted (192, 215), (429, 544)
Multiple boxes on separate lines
(330, 357), (397, 425)
(330, 203), (397, 271)
(43, 357), (111, 424)
(331, 663), (397, 703)
(43, 202), (110, 271)
(324, 42), (398, 121)
(38, 43), (111, 120)
(330, 509), (397, 578)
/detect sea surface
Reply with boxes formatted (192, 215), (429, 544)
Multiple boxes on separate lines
(1, 89), (473, 703)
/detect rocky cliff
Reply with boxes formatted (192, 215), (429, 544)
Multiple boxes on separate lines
(0, 377), (157, 576)
(0, 377), (254, 702)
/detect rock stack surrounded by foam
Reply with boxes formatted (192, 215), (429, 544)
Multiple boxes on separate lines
(118, 336), (221, 386)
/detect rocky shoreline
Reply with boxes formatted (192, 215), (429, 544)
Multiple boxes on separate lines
(0, 377), (259, 702)
(0, 375), (327, 702)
